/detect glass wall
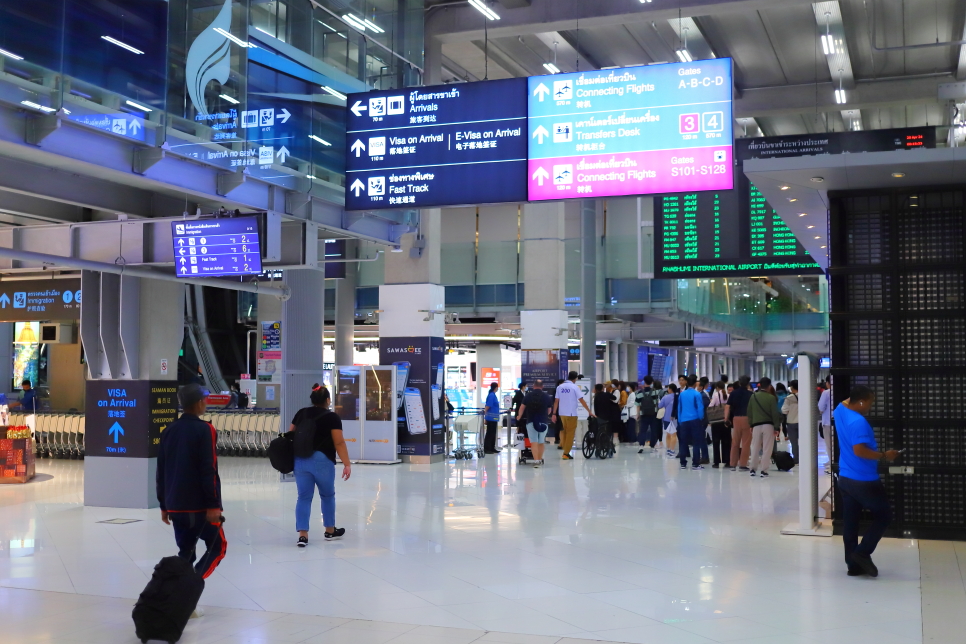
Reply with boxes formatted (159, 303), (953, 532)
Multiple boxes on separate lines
(0, 0), (423, 193)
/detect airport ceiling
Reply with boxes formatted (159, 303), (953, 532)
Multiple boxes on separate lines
(427, 0), (965, 136)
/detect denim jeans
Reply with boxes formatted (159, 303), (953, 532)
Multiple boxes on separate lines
(678, 419), (704, 467)
(295, 451), (336, 532)
(838, 476), (891, 569)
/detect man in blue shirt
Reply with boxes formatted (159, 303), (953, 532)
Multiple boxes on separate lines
(9, 380), (37, 413)
(833, 385), (898, 578)
(677, 374), (707, 471)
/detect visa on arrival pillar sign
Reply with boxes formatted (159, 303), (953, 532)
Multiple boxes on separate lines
(527, 59), (734, 200)
(379, 338), (446, 457)
(84, 381), (178, 458)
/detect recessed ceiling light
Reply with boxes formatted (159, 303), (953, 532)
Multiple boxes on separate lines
(810, 177), (824, 183)
(820, 245), (827, 249)
(807, 225), (815, 229)
(799, 213), (808, 217)
(788, 198), (798, 202)
(892, 172), (905, 178)
(814, 236), (821, 239)
(780, 186), (790, 191)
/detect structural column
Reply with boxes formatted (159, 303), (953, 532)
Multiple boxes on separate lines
(281, 269), (326, 436)
(334, 240), (358, 367)
(520, 202), (569, 391)
(256, 294), (282, 409)
(83, 275), (184, 509)
(380, 209), (446, 464)
(580, 199), (598, 388)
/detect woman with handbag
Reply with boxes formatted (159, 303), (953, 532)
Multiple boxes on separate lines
(289, 386), (351, 547)
(708, 381), (730, 468)
(659, 384), (679, 457)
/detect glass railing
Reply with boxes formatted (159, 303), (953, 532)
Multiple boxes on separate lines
(0, 0), (423, 198)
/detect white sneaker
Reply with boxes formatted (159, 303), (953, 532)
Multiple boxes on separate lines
(190, 608), (205, 618)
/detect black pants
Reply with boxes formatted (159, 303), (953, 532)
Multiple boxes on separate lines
(624, 417), (637, 443)
(838, 476), (891, 570)
(170, 511), (227, 579)
(484, 420), (499, 452)
(711, 422), (731, 465)
(786, 423), (800, 464)
(639, 416), (662, 447)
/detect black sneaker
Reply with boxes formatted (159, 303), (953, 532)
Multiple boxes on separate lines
(852, 553), (878, 577)
(760, 471), (769, 477)
(731, 466), (737, 472)
(847, 568), (864, 576)
(712, 463), (720, 469)
(297, 536), (308, 548)
(680, 463), (688, 470)
(638, 448), (644, 454)
(750, 470), (757, 477)
(324, 528), (346, 541)
(739, 466), (750, 471)
(692, 465), (704, 471)
(558, 445), (564, 450)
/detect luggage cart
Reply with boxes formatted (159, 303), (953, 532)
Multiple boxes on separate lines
(452, 412), (484, 460)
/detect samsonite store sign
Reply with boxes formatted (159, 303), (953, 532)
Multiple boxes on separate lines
(0, 279), (81, 322)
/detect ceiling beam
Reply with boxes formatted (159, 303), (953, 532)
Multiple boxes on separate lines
(428, 0), (820, 43)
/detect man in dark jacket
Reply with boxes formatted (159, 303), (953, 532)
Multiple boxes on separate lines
(157, 384), (226, 579)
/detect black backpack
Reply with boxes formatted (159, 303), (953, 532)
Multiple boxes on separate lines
(773, 451), (795, 472)
(237, 392), (249, 409)
(294, 409), (331, 458)
(132, 556), (205, 644)
(268, 432), (294, 474)
(638, 388), (659, 416)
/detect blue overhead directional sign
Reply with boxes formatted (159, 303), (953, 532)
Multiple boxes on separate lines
(171, 217), (262, 278)
(345, 78), (529, 210)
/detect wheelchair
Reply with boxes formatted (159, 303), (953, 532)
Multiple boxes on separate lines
(581, 417), (613, 460)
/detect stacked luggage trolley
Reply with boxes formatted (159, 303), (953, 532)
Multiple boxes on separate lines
(201, 410), (280, 458)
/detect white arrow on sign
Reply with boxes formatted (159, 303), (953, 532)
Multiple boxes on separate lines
(532, 167), (550, 186)
(350, 179), (365, 197)
(533, 83), (550, 102)
(180, 267), (187, 275)
(179, 248), (185, 256)
(179, 257), (187, 265)
(178, 238), (185, 246)
(532, 125), (550, 144)
(350, 101), (367, 117)
(350, 139), (366, 157)
(129, 120), (142, 135)
(276, 146), (290, 163)
(278, 108), (292, 124)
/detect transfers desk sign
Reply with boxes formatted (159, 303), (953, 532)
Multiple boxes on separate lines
(528, 60), (734, 200)
(85, 381), (177, 459)
(0, 279), (81, 322)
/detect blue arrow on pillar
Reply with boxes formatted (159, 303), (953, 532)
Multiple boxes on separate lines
(108, 422), (124, 444)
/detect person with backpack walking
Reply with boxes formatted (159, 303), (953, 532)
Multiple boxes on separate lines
(157, 384), (226, 582)
(636, 376), (662, 453)
(747, 377), (782, 477)
(290, 386), (351, 547)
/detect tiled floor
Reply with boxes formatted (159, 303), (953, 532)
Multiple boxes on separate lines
(0, 443), (930, 644)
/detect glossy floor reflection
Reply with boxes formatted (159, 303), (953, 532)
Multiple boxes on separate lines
(0, 445), (924, 644)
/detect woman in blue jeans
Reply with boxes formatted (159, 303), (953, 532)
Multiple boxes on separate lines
(288, 386), (351, 547)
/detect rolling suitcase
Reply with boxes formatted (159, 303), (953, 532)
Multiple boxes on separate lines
(132, 556), (205, 644)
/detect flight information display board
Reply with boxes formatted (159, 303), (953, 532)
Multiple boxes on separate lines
(655, 174), (822, 276)
(171, 217), (262, 278)
(527, 59), (733, 200)
(345, 79), (528, 210)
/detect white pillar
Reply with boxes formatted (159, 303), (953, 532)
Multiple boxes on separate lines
(334, 240), (357, 367)
(281, 269), (326, 437)
(618, 342), (628, 381)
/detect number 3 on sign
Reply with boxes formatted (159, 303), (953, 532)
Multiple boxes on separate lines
(680, 113), (700, 134)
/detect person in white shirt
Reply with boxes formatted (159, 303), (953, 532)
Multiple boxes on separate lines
(782, 380), (800, 464)
(817, 377), (832, 474)
(552, 371), (594, 460)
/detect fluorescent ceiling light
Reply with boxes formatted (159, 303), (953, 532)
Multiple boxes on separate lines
(318, 20), (347, 38)
(213, 27), (256, 48)
(543, 62), (560, 74)
(799, 213), (808, 217)
(362, 19), (385, 34)
(343, 14), (368, 30)
(807, 225), (815, 229)
(788, 198), (798, 202)
(20, 101), (55, 113)
(218, 94), (239, 105)
(321, 85), (347, 100)
(101, 36), (144, 54)
(834, 88), (846, 104)
(814, 236), (821, 239)
(309, 134), (332, 146)
(468, 0), (500, 20)
(675, 48), (693, 63)
(820, 34), (836, 55)
(125, 99), (153, 112)
(780, 185), (789, 190)
(306, 175), (316, 180)
(0, 47), (23, 61)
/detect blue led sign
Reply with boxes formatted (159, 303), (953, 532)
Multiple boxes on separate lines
(171, 217), (262, 278)
(345, 78), (528, 210)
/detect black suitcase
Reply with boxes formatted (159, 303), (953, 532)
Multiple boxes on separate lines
(132, 556), (205, 644)
(773, 451), (795, 472)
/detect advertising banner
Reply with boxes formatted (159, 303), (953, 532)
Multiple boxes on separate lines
(257, 321), (282, 383)
(521, 349), (569, 395)
(380, 337), (446, 457)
